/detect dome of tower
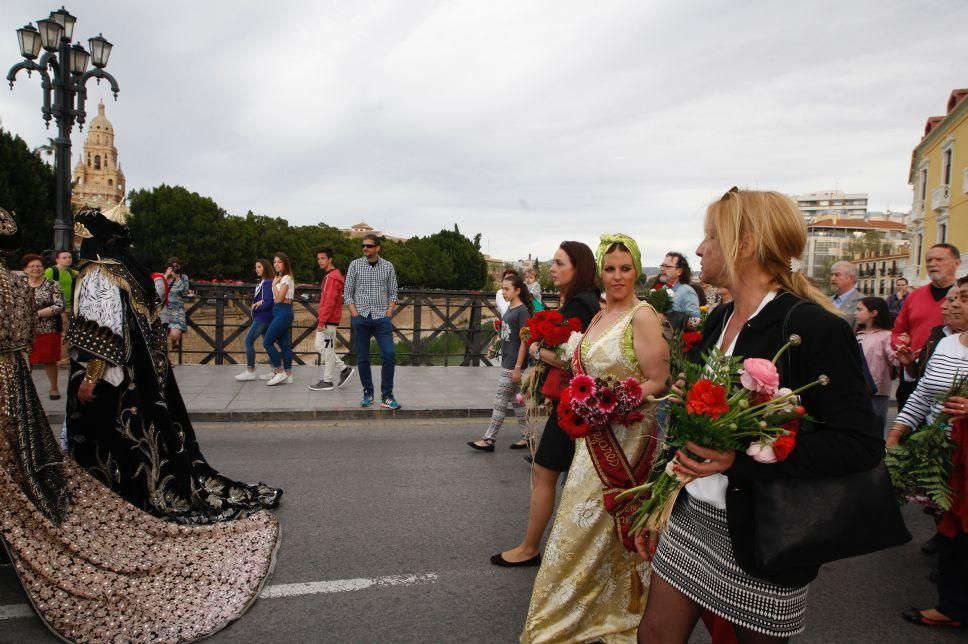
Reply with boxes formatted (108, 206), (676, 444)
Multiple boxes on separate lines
(89, 101), (113, 133)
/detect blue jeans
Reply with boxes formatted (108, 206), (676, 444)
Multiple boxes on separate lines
(263, 304), (293, 370)
(352, 314), (395, 398)
(244, 320), (270, 369)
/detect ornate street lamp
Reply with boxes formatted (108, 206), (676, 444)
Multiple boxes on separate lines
(7, 7), (119, 253)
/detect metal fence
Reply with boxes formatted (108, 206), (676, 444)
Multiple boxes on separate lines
(174, 284), (559, 367)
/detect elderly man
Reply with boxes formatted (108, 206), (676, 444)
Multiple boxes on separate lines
(892, 243), (962, 412)
(830, 261), (863, 328)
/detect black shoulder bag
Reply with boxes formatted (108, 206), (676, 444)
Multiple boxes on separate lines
(751, 301), (911, 572)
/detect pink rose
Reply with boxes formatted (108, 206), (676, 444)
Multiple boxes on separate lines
(746, 440), (778, 464)
(740, 358), (780, 396)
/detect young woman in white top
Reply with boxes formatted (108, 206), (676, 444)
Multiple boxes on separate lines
(263, 252), (295, 386)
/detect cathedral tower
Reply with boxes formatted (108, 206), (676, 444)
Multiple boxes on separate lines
(71, 101), (127, 214)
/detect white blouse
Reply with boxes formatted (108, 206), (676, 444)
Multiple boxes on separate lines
(686, 291), (777, 509)
(274, 275), (294, 302)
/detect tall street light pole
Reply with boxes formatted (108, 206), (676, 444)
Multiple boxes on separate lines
(6, 6), (119, 253)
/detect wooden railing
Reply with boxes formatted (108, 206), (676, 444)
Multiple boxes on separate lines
(173, 284), (559, 367)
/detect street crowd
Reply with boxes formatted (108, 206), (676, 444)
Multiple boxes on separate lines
(0, 188), (966, 643)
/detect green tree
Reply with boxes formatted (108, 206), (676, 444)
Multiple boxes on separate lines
(0, 128), (56, 259)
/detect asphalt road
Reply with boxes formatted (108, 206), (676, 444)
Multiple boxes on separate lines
(0, 419), (963, 643)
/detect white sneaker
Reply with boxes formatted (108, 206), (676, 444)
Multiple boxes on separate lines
(286, 374), (294, 384)
(258, 373), (274, 381)
(266, 373), (288, 386)
(234, 371), (257, 381)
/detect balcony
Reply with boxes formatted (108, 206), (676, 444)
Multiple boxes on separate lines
(932, 185), (950, 211)
(911, 199), (924, 222)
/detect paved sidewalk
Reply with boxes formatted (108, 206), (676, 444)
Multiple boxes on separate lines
(35, 365), (503, 423)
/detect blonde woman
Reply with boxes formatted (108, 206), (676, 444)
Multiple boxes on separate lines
(637, 189), (882, 643)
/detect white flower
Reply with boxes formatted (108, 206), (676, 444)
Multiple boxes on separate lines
(557, 331), (584, 362)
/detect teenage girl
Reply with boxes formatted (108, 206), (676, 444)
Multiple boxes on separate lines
(264, 252), (295, 386)
(469, 273), (534, 451)
(855, 296), (896, 433)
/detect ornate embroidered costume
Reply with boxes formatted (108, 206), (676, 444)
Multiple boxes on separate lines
(66, 210), (282, 524)
(0, 207), (280, 642)
(521, 302), (660, 643)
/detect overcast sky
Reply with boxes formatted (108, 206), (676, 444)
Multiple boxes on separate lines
(3, 1), (967, 265)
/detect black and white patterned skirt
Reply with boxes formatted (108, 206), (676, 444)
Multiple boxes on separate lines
(651, 492), (808, 637)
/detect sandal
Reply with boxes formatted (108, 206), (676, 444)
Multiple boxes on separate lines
(509, 439), (532, 450)
(49, 392), (61, 400)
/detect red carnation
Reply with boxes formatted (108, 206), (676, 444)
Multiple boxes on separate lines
(682, 331), (702, 353)
(685, 378), (730, 419)
(623, 410), (645, 426)
(567, 317), (583, 332)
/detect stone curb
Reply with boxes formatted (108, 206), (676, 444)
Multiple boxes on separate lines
(45, 407), (495, 426)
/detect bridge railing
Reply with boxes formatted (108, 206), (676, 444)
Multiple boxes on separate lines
(174, 284), (560, 367)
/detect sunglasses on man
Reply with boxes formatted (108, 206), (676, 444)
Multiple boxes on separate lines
(362, 243), (377, 249)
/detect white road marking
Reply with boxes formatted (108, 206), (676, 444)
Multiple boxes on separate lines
(0, 572), (440, 620)
(260, 572), (439, 598)
(0, 604), (33, 620)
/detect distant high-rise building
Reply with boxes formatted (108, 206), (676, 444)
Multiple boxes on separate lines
(794, 190), (868, 221)
(794, 189), (908, 280)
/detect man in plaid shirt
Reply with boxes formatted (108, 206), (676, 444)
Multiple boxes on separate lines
(344, 234), (401, 409)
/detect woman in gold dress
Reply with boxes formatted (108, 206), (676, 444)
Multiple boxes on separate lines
(0, 207), (280, 643)
(521, 234), (669, 643)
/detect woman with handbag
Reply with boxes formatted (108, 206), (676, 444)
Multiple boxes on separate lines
(468, 272), (533, 451)
(491, 241), (600, 567)
(637, 189), (887, 642)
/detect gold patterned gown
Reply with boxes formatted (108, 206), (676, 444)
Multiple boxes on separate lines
(521, 302), (659, 643)
(0, 265), (280, 643)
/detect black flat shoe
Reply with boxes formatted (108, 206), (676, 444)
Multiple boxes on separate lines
(902, 607), (965, 629)
(509, 440), (531, 450)
(467, 441), (495, 452)
(524, 455), (534, 464)
(49, 392), (61, 400)
(490, 552), (541, 568)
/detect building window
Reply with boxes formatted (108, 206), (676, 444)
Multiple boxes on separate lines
(920, 167), (928, 201)
(939, 221), (948, 244)
(108, 178), (113, 186)
(94, 155), (101, 170)
(942, 147), (953, 185)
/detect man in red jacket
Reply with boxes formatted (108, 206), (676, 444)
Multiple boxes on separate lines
(310, 246), (355, 391)
(892, 243), (961, 411)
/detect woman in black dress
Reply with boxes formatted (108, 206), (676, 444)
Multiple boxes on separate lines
(637, 189), (882, 642)
(491, 241), (600, 567)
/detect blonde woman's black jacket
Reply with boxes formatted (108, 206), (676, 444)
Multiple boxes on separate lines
(689, 291), (884, 587)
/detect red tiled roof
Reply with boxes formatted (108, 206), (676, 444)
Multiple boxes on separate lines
(809, 218), (907, 231)
(924, 116), (945, 138)
(948, 89), (968, 113)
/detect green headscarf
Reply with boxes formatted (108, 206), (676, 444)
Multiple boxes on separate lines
(595, 233), (642, 276)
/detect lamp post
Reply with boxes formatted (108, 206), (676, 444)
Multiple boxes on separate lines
(6, 6), (119, 253)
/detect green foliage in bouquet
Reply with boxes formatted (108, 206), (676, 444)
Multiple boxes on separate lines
(644, 286), (673, 314)
(885, 374), (965, 511)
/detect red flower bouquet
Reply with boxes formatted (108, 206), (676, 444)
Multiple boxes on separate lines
(521, 310), (582, 347)
(620, 333), (830, 532)
(557, 374), (647, 439)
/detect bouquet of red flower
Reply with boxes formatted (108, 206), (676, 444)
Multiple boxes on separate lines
(557, 375), (647, 439)
(520, 310), (582, 347)
(620, 334), (830, 532)
(644, 284), (673, 314)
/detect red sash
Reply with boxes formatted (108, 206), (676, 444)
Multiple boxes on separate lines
(572, 345), (657, 553)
